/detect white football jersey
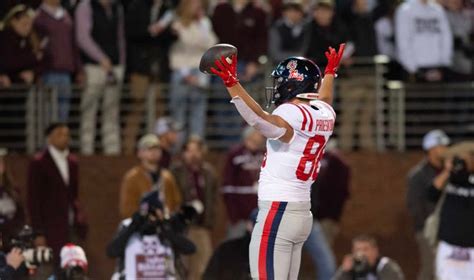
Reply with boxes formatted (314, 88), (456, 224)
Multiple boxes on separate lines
(258, 100), (336, 202)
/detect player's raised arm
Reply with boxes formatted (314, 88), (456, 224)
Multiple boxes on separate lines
(211, 55), (294, 142)
(318, 43), (345, 106)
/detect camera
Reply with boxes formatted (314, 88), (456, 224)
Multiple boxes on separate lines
(9, 225), (53, 268)
(452, 156), (467, 173)
(352, 253), (370, 279)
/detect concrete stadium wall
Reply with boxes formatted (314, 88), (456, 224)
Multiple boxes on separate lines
(7, 151), (423, 279)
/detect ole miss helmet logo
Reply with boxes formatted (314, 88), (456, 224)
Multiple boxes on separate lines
(286, 60), (304, 81)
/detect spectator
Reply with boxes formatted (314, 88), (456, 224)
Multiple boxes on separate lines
(407, 129), (450, 280)
(56, 243), (89, 280)
(0, 148), (25, 245)
(108, 191), (195, 280)
(395, 0), (453, 82)
(203, 209), (258, 280)
(444, 0), (473, 81)
(212, 0), (268, 82)
(374, 0), (404, 80)
(311, 142), (351, 246)
(34, 0), (82, 122)
(0, 5), (41, 152)
(0, 248), (24, 280)
(305, 0), (374, 151)
(0, 5), (40, 85)
(168, 0), (217, 144)
(345, 0), (377, 57)
(119, 134), (182, 219)
(0, 0), (39, 18)
(27, 123), (87, 262)
(154, 117), (182, 169)
(221, 127), (264, 240)
(75, 0), (126, 155)
(210, 0), (268, 145)
(428, 142), (474, 280)
(304, 0), (349, 71)
(333, 234), (405, 280)
(268, 0), (308, 65)
(170, 136), (218, 280)
(123, 0), (177, 155)
(375, 3), (397, 60)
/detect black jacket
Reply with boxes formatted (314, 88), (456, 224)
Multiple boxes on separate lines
(429, 165), (474, 247)
(106, 213), (195, 276)
(203, 234), (251, 280)
(304, 19), (349, 71)
(406, 160), (439, 232)
(125, 0), (177, 81)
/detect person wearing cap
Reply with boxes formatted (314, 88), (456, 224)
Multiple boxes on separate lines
(428, 142), (474, 280)
(154, 117), (181, 169)
(57, 243), (89, 279)
(406, 129), (450, 280)
(268, 0), (308, 65)
(119, 134), (182, 219)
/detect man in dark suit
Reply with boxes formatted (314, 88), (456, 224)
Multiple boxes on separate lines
(27, 123), (87, 263)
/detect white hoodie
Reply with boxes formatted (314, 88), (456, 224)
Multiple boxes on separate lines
(395, 0), (453, 73)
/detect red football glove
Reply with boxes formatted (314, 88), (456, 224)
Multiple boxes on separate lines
(211, 55), (239, 88)
(324, 43), (346, 75)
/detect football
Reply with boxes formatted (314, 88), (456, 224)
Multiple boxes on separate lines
(199, 44), (238, 75)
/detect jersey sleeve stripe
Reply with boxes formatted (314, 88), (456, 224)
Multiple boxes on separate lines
(301, 105), (314, 131)
(289, 103), (307, 131)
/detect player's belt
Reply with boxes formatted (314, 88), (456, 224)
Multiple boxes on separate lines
(221, 185), (258, 194)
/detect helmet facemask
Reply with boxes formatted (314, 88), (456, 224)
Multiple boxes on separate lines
(265, 76), (284, 108)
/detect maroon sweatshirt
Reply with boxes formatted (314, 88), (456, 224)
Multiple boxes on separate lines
(34, 6), (81, 74)
(0, 29), (39, 83)
(221, 144), (263, 223)
(311, 151), (351, 221)
(211, 2), (268, 63)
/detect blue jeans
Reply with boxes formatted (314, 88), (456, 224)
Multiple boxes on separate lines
(169, 69), (207, 143)
(303, 220), (336, 280)
(42, 72), (72, 122)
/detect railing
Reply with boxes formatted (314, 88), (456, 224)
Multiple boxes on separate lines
(385, 81), (474, 150)
(1, 59), (472, 154)
(0, 82), (270, 153)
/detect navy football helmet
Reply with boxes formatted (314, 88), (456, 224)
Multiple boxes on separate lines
(266, 57), (322, 107)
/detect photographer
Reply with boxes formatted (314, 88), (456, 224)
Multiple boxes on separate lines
(333, 234), (404, 280)
(1, 225), (54, 280)
(429, 142), (474, 279)
(0, 248), (24, 279)
(107, 190), (195, 280)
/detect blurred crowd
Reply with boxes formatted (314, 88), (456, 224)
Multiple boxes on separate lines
(0, 0), (472, 154)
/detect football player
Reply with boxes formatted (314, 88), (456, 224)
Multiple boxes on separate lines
(211, 44), (345, 280)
